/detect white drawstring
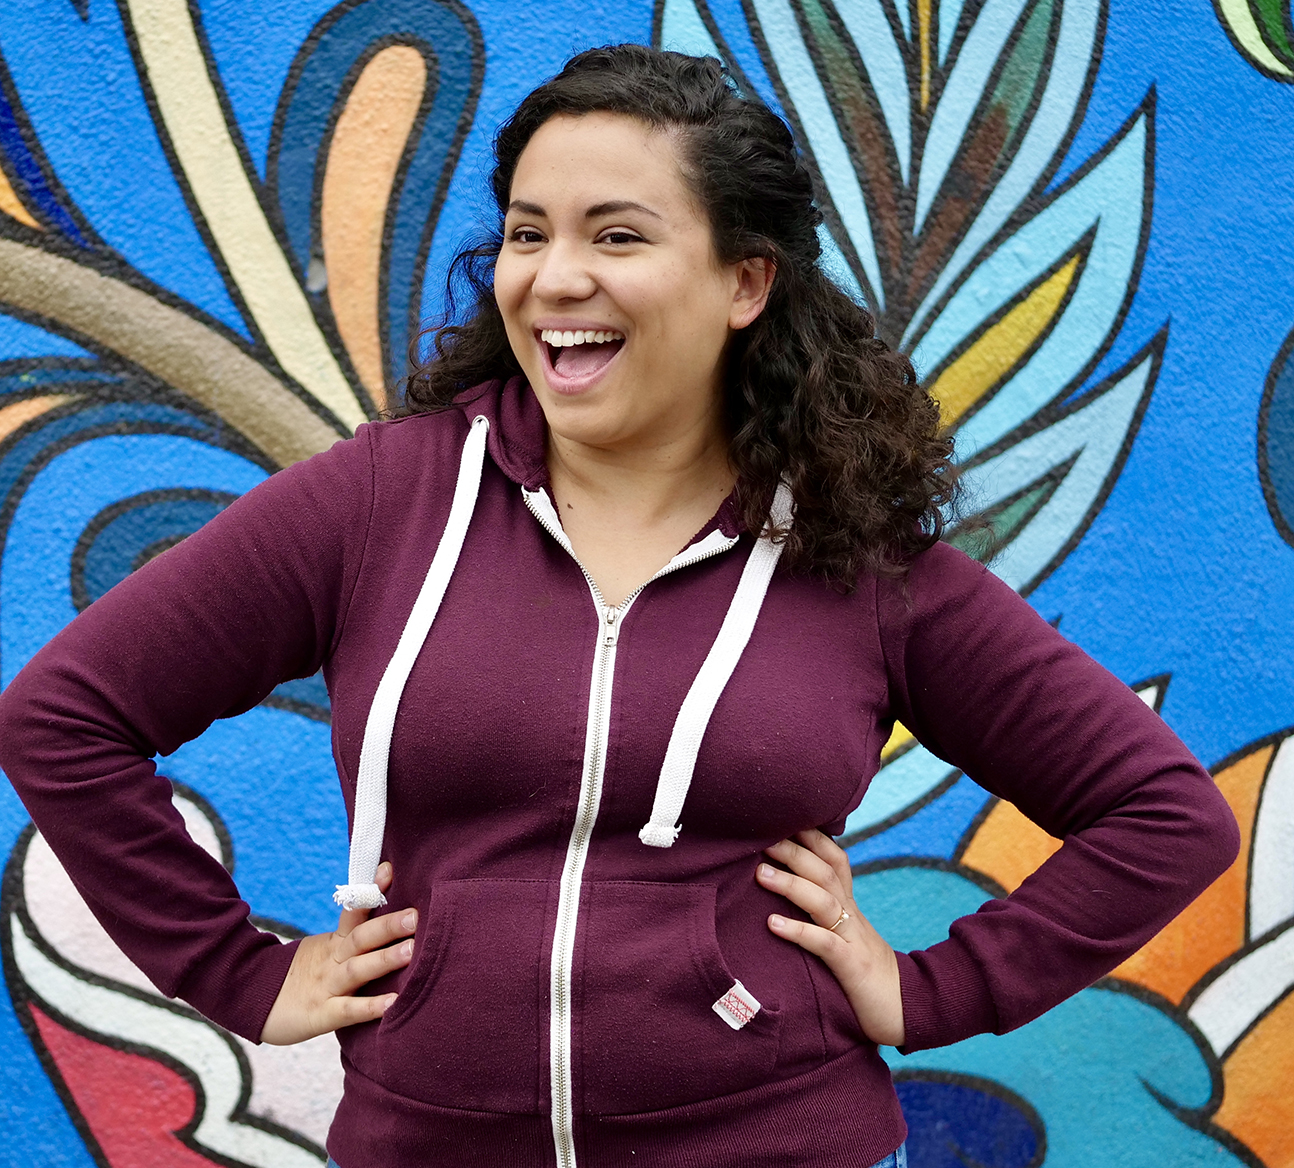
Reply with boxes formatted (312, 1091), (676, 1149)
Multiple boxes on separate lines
(639, 483), (794, 848)
(333, 415), (490, 910)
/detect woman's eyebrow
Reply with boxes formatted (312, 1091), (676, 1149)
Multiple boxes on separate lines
(585, 200), (663, 221)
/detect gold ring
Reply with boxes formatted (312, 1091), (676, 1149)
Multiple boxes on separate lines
(828, 909), (850, 932)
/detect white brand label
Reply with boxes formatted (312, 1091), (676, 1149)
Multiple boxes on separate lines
(712, 980), (761, 1030)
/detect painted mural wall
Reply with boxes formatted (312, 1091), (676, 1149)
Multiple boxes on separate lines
(0, 0), (1289, 1164)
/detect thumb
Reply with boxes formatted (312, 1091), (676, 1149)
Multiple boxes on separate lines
(336, 860), (394, 936)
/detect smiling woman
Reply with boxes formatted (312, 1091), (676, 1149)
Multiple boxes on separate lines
(0, 42), (1238, 1168)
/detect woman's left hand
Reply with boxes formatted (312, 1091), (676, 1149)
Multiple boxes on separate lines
(756, 830), (906, 1047)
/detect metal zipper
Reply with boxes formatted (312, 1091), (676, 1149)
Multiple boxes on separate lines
(521, 487), (736, 1168)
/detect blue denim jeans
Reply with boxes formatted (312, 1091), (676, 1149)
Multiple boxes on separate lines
(328, 1146), (906, 1167)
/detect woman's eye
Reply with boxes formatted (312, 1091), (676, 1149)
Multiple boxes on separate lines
(599, 231), (644, 246)
(509, 228), (545, 244)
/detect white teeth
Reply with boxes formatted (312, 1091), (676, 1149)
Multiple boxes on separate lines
(540, 328), (626, 346)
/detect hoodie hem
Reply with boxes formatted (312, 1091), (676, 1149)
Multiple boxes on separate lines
(329, 1043), (905, 1168)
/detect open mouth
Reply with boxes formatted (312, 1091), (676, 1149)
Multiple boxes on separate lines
(540, 327), (625, 385)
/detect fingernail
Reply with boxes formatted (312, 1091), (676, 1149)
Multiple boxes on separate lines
(378, 862), (392, 879)
(770, 915), (787, 929)
(383, 993), (398, 1009)
(400, 939), (414, 959)
(758, 864), (776, 879)
(401, 911), (417, 930)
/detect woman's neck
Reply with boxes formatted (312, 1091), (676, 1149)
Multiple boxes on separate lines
(544, 420), (735, 607)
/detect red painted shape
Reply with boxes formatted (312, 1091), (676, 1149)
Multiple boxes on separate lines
(29, 1003), (220, 1167)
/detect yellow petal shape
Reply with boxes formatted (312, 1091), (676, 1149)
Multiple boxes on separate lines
(322, 45), (428, 410)
(1109, 742), (1269, 1003)
(0, 167), (41, 230)
(1215, 986), (1294, 1166)
(959, 798), (1060, 894)
(930, 253), (1079, 430)
(880, 721), (914, 762)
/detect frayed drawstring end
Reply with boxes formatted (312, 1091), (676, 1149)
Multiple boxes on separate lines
(333, 884), (387, 911)
(638, 822), (681, 848)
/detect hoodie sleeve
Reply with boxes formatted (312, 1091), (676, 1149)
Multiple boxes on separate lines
(0, 426), (376, 1043)
(875, 541), (1240, 1052)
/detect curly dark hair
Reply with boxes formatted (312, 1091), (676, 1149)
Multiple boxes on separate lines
(401, 43), (956, 584)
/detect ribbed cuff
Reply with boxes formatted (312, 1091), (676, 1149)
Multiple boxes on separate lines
(895, 940), (998, 1053)
(176, 928), (301, 1043)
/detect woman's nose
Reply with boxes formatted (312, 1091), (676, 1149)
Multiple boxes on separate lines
(531, 239), (596, 302)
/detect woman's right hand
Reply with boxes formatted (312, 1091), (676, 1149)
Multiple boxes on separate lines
(260, 861), (416, 1045)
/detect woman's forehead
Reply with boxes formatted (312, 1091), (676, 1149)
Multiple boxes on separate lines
(507, 113), (694, 215)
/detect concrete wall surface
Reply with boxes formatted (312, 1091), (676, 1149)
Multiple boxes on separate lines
(0, 0), (1291, 1164)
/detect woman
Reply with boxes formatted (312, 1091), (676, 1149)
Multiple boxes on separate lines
(0, 45), (1237, 1168)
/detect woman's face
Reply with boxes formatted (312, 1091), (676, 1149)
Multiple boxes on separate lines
(495, 112), (770, 454)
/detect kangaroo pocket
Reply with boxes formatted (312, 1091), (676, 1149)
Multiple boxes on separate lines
(575, 881), (783, 1115)
(373, 878), (552, 1113)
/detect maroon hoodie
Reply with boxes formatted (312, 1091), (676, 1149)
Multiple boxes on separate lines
(0, 378), (1239, 1168)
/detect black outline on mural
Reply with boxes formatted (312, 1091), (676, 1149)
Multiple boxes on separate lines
(902, 6), (1119, 358)
(733, 0), (877, 308)
(929, 235), (1093, 434)
(0, 216), (351, 460)
(0, 49), (103, 247)
(1256, 321), (1294, 547)
(69, 486), (241, 613)
(836, 766), (964, 850)
(108, 0), (366, 436)
(266, 0), (486, 405)
(0, 355), (270, 479)
(850, 852), (1009, 899)
(182, 0), (379, 420)
(727, 0), (1113, 350)
(1209, 0), (1294, 83)
(916, 85), (1158, 428)
(905, 0), (1066, 305)
(851, 852), (1266, 1164)
(1094, 976), (1265, 1167)
(967, 325), (1167, 598)
(888, 1067), (1047, 1168)
(1176, 725), (1294, 1059)
(0, 824), (328, 1165)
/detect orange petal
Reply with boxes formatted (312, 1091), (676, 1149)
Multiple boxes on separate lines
(1214, 987), (1294, 1166)
(321, 45), (428, 409)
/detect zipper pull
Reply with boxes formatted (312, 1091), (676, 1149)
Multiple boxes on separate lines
(603, 606), (619, 647)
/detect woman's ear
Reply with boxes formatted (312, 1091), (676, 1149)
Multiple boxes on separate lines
(729, 257), (776, 330)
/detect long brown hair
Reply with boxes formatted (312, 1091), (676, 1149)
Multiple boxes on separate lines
(402, 44), (957, 585)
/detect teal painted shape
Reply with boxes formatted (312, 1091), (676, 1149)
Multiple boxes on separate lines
(841, 743), (959, 838)
(857, 864), (1244, 1167)
(854, 862), (991, 952)
(887, 990), (1242, 1168)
